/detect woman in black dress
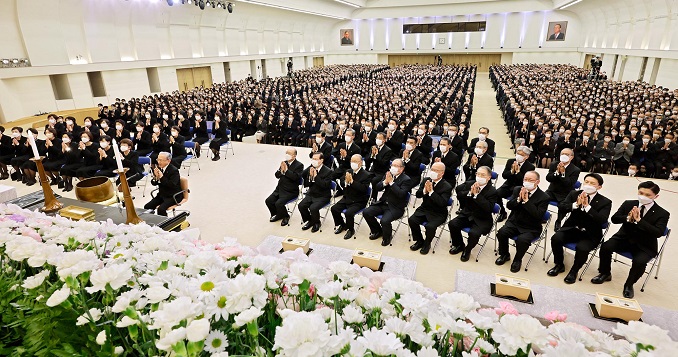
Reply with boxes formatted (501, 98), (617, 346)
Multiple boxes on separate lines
(537, 129), (557, 168)
(208, 114), (229, 161)
(169, 126), (187, 168)
(192, 112), (209, 157)
(150, 123), (171, 164)
(75, 131), (102, 180)
(59, 133), (82, 192)
(41, 128), (65, 186)
(94, 135), (117, 177)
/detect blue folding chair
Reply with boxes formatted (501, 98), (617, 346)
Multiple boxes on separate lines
(548, 180), (582, 223)
(345, 187), (372, 237)
(182, 141), (201, 176)
(283, 178), (305, 226)
(411, 163), (427, 207)
(503, 211), (552, 271)
(319, 181), (338, 230)
(457, 203), (501, 262)
(545, 222), (611, 279)
(376, 192), (411, 246)
(410, 197), (454, 254)
(490, 171), (498, 187)
(137, 156), (152, 197)
(218, 129), (235, 158)
(612, 227), (671, 292)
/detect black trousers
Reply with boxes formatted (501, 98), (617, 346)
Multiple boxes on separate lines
(550, 229), (600, 271)
(144, 196), (174, 216)
(598, 237), (656, 286)
(496, 223), (540, 261)
(408, 210), (446, 244)
(209, 137), (229, 150)
(546, 191), (565, 225)
(60, 163), (82, 177)
(496, 186), (513, 211)
(448, 216), (491, 250)
(75, 165), (103, 178)
(298, 195), (330, 225)
(363, 203), (404, 242)
(265, 191), (298, 219)
(330, 199), (367, 228)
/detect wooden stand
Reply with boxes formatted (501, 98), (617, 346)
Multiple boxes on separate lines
(114, 168), (144, 225)
(31, 157), (63, 213)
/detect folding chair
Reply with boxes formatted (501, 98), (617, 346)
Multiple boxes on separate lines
(318, 181), (338, 231)
(543, 222), (611, 281)
(218, 129), (235, 158)
(137, 156), (151, 197)
(612, 227), (671, 292)
(457, 203), (501, 262)
(283, 178), (304, 226)
(375, 192), (411, 246)
(490, 171), (498, 187)
(345, 187), (372, 238)
(503, 211), (552, 271)
(411, 163), (427, 207)
(412, 197), (454, 254)
(181, 141), (201, 176)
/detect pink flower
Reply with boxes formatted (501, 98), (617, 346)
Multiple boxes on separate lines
(20, 227), (42, 242)
(494, 301), (519, 316)
(215, 245), (244, 259)
(544, 310), (568, 323)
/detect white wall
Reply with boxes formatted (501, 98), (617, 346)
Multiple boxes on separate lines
(655, 59), (678, 89)
(325, 54), (380, 65)
(512, 52), (583, 65)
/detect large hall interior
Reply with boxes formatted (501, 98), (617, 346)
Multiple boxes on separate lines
(1, 0), (678, 356)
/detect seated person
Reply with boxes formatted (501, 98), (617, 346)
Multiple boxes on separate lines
(495, 170), (550, 273)
(332, 129), (361, 176)
(266, 148), (304, 226)
(117, 138), (143, 188)
(75, 132), (102, 180)
(463, 140), (494, 182)
(408, 162), (453, 255)
(448, 166), (499, 261)
(400, 136), (425, 189)
(331, 154), (372, 239)
(497, 146), (535, 222)
(150, 123), (171, 164)
(363, 159), (412, 247)
(593, 133), (615, 173)
(298, 153), (333, 233)
(58, 133), (81, 192)
(168, 126), (188, 168)
(133, 122), (153, 157)
(431, 137), (461, 187)
(144, 152), (182, 216)
(547, 173), (612, 284)
(365, 132), (395, 200)
(208, 114), (229, 161)
(310, 132), (333, 168)
(591, 181), (670, 298)
(545, 148), (581, 231)
(94, 135), (117, 177)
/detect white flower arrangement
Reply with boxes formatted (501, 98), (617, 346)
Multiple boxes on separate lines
(0, 204), (675, 356)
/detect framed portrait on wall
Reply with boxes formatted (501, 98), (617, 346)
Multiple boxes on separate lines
(340, 29), (354, 46)
(546, 21), (568, 41)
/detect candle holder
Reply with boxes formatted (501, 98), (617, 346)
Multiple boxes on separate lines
(31, 157), (63, 213)
(114, 168), (144, 225)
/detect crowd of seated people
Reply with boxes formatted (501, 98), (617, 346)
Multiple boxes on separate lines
(491, 64), (678, 179)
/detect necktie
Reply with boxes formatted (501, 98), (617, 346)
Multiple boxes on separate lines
(640, 205), (646, 218)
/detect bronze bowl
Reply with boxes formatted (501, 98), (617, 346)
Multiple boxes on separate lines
(75, 177), (115, 203)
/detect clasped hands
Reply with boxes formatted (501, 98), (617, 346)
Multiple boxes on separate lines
(518, 187), (530, 202)
(576, 191), (589, 208)
(627, 206), (642, 223)
(345, 171), (353, 185)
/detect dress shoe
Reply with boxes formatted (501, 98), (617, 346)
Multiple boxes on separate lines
(420, 244), (431, 255)
(591, 273), (612, 284)
(449, 245), (465, 255)
(564, 271), (578, 284)
(460, 249), (471, 262)
(381, 237), (392, 246)
(280, 217), (289, 226)
(301, 222), (312, 231)
(334, 225), (346, 234)
(26, 179), (36, 186)
(369, 231), (383, 240)
(270, 215), (281, 222)
(410, 241), (424, 251)
(547, 264), (566, 277)
(510, 260), (522, 273)
(495, 254), (511, 266)
(623, 285), (634, 299)
(343, 229), (355, 240)
(0, 174), (8, 180)
(311, 223), (320, 233)
(497, 211), (507, 223)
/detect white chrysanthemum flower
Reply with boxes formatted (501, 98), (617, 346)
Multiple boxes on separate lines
(155, 327), (186, 351)
(186, 319), (211, 342)
(613, 321), (673, 350)
(398, 292), (429, 318)
(149, 296), (200, 330)
(273, 310), (333, 357)
(86, 263), (133, 293)
(548, 322), (600, 349)
(46, 285), (71, 307)
(384, 317), (415, 337)
(342, 305), (364, 324)
(54, 250), (101, 279)
(96, 330), (107, 345)
(416, 346), (439, 357)
(27, 244), (64, 268)
(339, 287), (359, 302)
(492, 314), (549, 356)
(437, 292), (480, 318)
(113, 346), (123, 355)
(204, 330), (229, 353)
(449, 319), (479, 340)
(144, 285), (171, 304)
(204, 289), (230, 321)
(356, 327), (404, 356)
(380, 277), (426, 297)
(76, 308), (103, 326)
(234, 307), (264, 327)
(541, 339), (591, 357)
(22, 270), (51, 289)
(285, 261), (328, 286)
(317, 281), (344, 299)
(224, 274), (267, 314)
(473, 338), (496, 354)
(466, 309), (499, 331)
(590, 330), (634, 356)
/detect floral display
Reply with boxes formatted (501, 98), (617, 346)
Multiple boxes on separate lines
(0, 204), (676, 356)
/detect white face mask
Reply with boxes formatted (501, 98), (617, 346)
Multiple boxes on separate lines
(405, 144), (414, 151)
(582, 136), (589, 141)
(388, 124), (395, 131)
(100, 142), (109, 149)
(145, 114), (151, 119)
(475, 176), (488, 185)
(311, 160), (321, 168)
(84, 122), (91, 127)
(474, 148), (484, 156)
(417, 129), (425, 135)
(530, 135), (536, 140)
(389, 167), (400, 176)
(63, 137), (71, 144)
(581, 184), (597, 194)
(153, 127), (160, 133)
(345, 136), (352, 143)
(101, 123), (108, 129)
(637, 195), (654, 205)
(315, 137), (322, 144)
(49, 119), (56, 124)
(195, 116), (201, 120)
(604, 138), (611, 143)
(623, 140), (630, 145)
(120, 145), (129, 152)
(559, 154), (570, 163)
(628, 169), (636, 175)
(449, 130), (456, 137)
(439, 145), (448, 153)
(516, 154), (525, 163)
(426, 170), (438, 180)
(66, 120), (73, 126)
(642, 138), (650, 143)
(350, 162), (360, 171)
(478, 133), (487, 140)
(81, 137), (90, 143)
(11, 132), (20, 138)
(365, 127), (372, 132)
(375, 139), (383, 146)
(284, 154), (293, 161)
(523, 181), (535, 190)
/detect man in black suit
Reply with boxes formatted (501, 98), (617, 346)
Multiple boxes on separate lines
(331, 154), (372, 239)
(366, 132), (394, 200)
(497, 146), (535, 222)
(333, 129), (361, 175)
(463, 140), (494, 182)
(298, 152), (333, 233)
(385, 119), (405, 153)
(591, 181), (670, 298)
(447, 125), (466, 158)
(431, 137), (461, 187)
(545, 148), (581, 231)
(547, 173), (612, 284)
(310, 132), (333, 167)
(467, 127), (495, 157)
(144, 152), (182, 216)
(448, 166), (499, 261)
(266, 148), (304, 226)
(408, 162), (453, 255)
(496, 171), (550, 272)
(414, 124), (433, 164)
(363, 159), (412, 246)
(400, 136), (425, 189)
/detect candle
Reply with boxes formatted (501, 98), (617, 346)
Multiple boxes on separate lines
(111, 139), (125, 173)
(28, 132), (40, 159)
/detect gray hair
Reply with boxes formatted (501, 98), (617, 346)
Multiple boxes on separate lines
(525, 170), (540, 180)
(475, 141), (488, 149)
(159, 151), (172, 161)
(517, 145), (532, 154)
(345, 129), (355, 136)
(477, 166), (492, 176)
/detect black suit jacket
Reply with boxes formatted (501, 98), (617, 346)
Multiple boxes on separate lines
(333, 142), (361, 171)
(558, 189), (612, 241)
(121, 150), (143, 176)
(366, 145), (394, 175)
(506, 186), (550, 232)
(456, 180), (499, 233)
(610, 200), (670, 255)
(274, 159), (304, 197)
(415, 178), (453, 219)
(432, 150), (461, 184)
(338, 168), (372, 205)
(500, 159), (535, 191)
(374, 173), (412, 213)
(400, 148), (424, 184)
(468, 138), (496, 156)
(386, 130), (405, 153)
(463, 154), (494, 180)
(311, 141), (333, 167)
(152, 164), (182, 199)
(449, 135), (466, 158)
(545, 161), (581, 202)
(302, 165), (333, 199)
(416, 135), (433, 162)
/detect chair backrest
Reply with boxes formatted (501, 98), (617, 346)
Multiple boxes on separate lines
(206, 121), (214, 133)
(184, 141), (195, 149)
(542, 211), (551, 222)
(179, 177), (189, 204)
(419, 164), (426, 173)
(574, 180), (582, 189)
(447, 197), (454, 206)
(138, 156), (151, 165)
(491, 152), (497, 158)
(455, 168), (460, 175)
(225, 129), (231, 136)
(491, 171), (498, 180)
(492, 203), (501, 214)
